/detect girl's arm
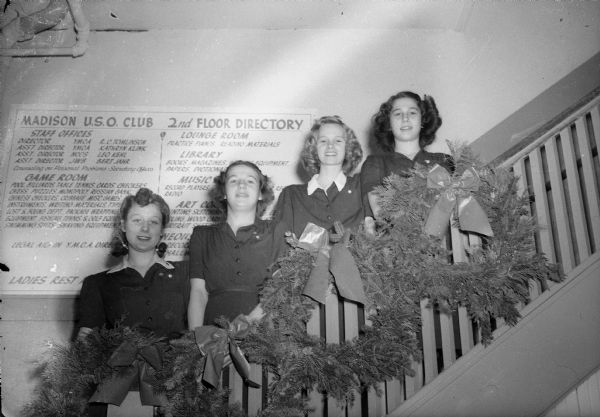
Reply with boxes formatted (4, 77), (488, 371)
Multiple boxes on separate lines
(245, 303), (265, 324)
(367, 191), (381, 219)
(360, 156), (382, 233)
(76, 326), (93, 340)
(187, 278), (208, 329)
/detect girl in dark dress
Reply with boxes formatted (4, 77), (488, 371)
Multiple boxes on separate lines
(361, 91), (454, 230)
(187, 161), (285, 328)
(78, 187), (188, 338)
(274, 115), (366, 238)
(77, 187), (188, 416)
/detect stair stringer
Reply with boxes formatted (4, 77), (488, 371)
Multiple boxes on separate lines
(387, 253), (600, 417)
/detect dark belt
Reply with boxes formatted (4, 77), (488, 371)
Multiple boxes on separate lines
(209, 288), (256, 297)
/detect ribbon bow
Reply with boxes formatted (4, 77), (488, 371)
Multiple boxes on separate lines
(423, 164), (493, 237)
(299, 222), (366, 305)
(89, 340), (166, 406)
(194, 315), (260, 389)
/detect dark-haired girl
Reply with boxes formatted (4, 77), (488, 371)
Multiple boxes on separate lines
(361, 91), (454, 222)
(187, 161), (286, 328)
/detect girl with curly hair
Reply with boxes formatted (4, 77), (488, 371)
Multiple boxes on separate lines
(78, 187), (187, 339)
(187, 161), (286, 328)
(362, 91), (454, 222)
(274, 115), (367, 237)
(77, 187), (188, 415)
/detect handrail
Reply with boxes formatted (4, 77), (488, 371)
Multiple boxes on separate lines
(492, 88), (600, 168)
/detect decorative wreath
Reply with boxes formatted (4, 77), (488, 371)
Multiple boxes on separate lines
(23, 144), (561, 417)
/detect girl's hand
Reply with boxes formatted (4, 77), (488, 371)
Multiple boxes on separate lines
(364, 216), (376, 237)
(284, 231), (300, 247)
(245, 304), (265, 324)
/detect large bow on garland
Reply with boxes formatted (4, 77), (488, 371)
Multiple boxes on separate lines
(297, 222), (366, 305)
(89, 340), (166, 406)
(194, 315), (260, 389)
(423, 164), (493, 237)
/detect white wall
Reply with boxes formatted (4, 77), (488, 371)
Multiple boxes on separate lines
(4, 28), (471, 154)
(2, 1), (600, 153)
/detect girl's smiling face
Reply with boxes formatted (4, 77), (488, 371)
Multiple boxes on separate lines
(316, 123), (347, 168)
(225, 164), (262, 212)
(390, 97), (422, 144)
(121, 203), (163, 254)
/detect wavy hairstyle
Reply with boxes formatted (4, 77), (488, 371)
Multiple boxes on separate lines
(210, 160), (274, 217)
(372, 91), (442, 153)
(301, 115), (363, 176)
(111, 187), (170, 257)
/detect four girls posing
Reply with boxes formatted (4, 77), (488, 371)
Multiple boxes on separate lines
(77, 90), (451, 413)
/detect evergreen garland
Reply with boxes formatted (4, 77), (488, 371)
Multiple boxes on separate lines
(22, 325), (246, 417)
(370, 144), (561, 340)
(22, 326), (167, 417)
(242, 246), (421, 414)
(23, 144), (562, 416)
(242, 143), (562, 412)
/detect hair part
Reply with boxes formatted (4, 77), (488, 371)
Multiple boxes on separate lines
(210, 160), (275, 216)
(372, 91), (442, 153)
(301, 115), (363, 176)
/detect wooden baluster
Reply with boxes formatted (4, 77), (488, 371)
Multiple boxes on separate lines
(473, 233), (508, 331)
(553, 389), (580, 416)
(404, 358), (423, 400)
(529, 148), (556, 262)
(306, 305), (325, 417)
(325, 291), (345, 417)
(512, 159), (536, 303)
(438, 300), (456, 370)
(420, 298), (437, 384)
(512, 158), (528, 197)
(405, 300), (426, 399)
(528, 148), (555, 301)
(528, 277), (541, 300)
(437, 218), (464, 364)
(246, 364), (263, 416)
(574, 369), (598, 417)
(546, 134), (575, 273)
(228, 364), (244, 410)
(457, 305), (474, 353)
(589, 103), (600, 149)
(448, 221), (475, 353)
(494, 317), (505, 330)
(368, 383), (386, 417)
(561, 122), (592, 265)
(582, 367), (600, 415)
(385, 378), (404, 412)
(360, 303), (386, 417)
(575, 111), (600, 255)
(344, 300), (362, 417)
(588, 103), (600, 162)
